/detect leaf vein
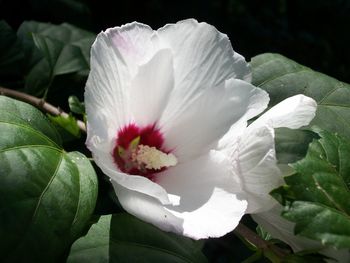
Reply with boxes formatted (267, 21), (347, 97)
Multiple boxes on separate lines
(258, 69), (309, 87)
(311, 174), (347, 215)
(8, 150), (64, 255)
(110, 238), (193, 263)
(0, 120), (59, 148)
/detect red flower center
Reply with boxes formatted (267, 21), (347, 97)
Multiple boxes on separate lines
(113, 123), (176, 179)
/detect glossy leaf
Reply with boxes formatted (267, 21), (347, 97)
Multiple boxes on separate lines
(0, 96), (98, 262)
(17, 21), (95, 95)
(48, 114), (81, 138)
(0, 95), (62, 146)
(32, 33), (89, 76)
(67, 213), (208, 263)
(272, 130), (350, 249)
(274, 128), (318, 164)
(251, 53), (350, 140)
(68, 95), (85, 115)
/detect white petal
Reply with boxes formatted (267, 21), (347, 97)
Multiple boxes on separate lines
(113, 178), (246, 239)
(85, 22), (160, 159)
(217, 117), (248, 153)
(85, 23), (176, 204)
(171, 187), (247, 239)
(108, 171), (171, 205)
(85, 22), (166, 144)
(157, 20), (253, 147)
(156, 151), (247, 239)
(85, 32), (130, 148)
(160, 79), (269, 161)
(111, 182), (184, 234)
(252, 94), (317, 129)
(237, 125), (283, 213)
(158, 19), (251, 89)
(129, 49), (174, 126)
(106, 22), (160, 75)
(229, 95), (316, 213)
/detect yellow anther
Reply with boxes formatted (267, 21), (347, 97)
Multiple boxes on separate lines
(132, 145), (177, 170)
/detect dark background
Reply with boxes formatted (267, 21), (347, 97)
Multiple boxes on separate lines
(1, 0), (349, 82)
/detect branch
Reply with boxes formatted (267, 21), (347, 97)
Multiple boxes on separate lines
(0, 86), (86, 132)
(234, 223), (288, 259)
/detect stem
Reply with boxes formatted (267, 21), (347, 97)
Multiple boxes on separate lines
(0, 86), (86, 132)
(234, 223), (288, 261)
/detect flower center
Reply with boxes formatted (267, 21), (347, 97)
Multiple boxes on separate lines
(113, 123), (177, 178)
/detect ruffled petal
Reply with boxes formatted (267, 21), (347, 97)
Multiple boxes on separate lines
(85, 23), (176, 204)
(129, 49), (174, 126)
(85, 22), (161, 159)
(113, 179), (246, 240)
(156, 150), (247, 239)
(111, 182), (184, 234)
(106, 22), (160, 75)
(217, 117), (247, 153)
(219, 95), (316, 213)
(85, 30), (131, 149)
(158, 19), (251, 91)
(172, 187), (247, 239)
(251, 94), (317, 129)
(156, 19), (255, 160)
(237, 125), (283, 213)
(160, 79), (269, 161)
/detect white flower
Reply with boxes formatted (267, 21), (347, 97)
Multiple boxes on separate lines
(222, 95), (317, 214)
(85, 19), (316, 239)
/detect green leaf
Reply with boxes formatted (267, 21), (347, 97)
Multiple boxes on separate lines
(272, 130), (350, 249)
(0, 95), (62, 146)
(0, 20), (25, 86)
(48, 114), (81, 138)
(256, 226), (272, 241)
(274, 128), (318, 164)
(32, 33), (89, 76)
(0, 96), (98, 262)
(251, 53), (350, 167)
(17, 21), (95, 95)
(283, 202), (350, 249)
(251, 53), (350, 141)
(67, 213), (208, 263)
(68, 95), (85, 115)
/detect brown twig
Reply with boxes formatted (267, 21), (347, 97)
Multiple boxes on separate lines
(0, 86), (86, 132)
(234, 223), (288, 259)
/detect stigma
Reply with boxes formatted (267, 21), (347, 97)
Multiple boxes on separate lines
(113, 123), (177, 178)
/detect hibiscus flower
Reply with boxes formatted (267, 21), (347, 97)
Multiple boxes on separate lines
(85, 19), (316, 239)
